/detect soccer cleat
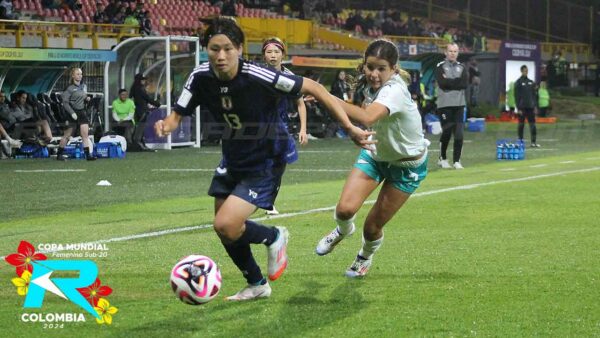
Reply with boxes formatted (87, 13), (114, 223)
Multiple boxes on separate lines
(265, 205), (279, 215)
(345, 255), (372, 278)
(226, 281), (271, 301)
(267, 226), (289, 281)
(86, 155), (97, 161)
(531, 143), (541, 148)
(438, 157), (452, 169)
(315, 224), (355, 256)
(453, 161), (464, 169)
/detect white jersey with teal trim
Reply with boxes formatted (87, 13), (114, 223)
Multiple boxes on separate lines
(362, 74), (428, 162)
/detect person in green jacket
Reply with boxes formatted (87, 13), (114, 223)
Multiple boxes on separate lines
(537, 81), (550, 117)
(506, 81), (516, 112)
(111, 88), (135, 143)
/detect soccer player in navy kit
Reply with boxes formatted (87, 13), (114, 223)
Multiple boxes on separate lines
(155, 17), (372, 301)
(262, 36), (308, 215)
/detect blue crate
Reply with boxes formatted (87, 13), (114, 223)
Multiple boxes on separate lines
(94, 142), (125, 159)
(64, 142), (84, 159)
(496, 139), (525, 160)
(467, 118), (485, 132)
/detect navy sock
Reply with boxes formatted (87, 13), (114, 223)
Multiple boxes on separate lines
(240, 220), (278, 246)
(222, 240), (263, 285)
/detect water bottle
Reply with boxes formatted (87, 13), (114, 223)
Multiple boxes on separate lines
(497, 145), (503, 160)
(75, 146), (81, 159)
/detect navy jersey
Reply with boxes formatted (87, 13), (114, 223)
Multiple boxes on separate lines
(277, 66), (302, 123)
(174, 59), (303, 170)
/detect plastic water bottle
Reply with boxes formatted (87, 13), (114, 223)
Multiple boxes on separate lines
(75, 146), (81, 159)
(497, 145), (503, 160)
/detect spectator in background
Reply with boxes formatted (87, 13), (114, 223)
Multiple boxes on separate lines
(57, 67), (96, 161)
(537, 81), (550, 117)
(111, 88), (135, 144)
(130, 73), (160, 151)
(0, 91), (22, 147)
(124, 10), (140, 28)
(468, 58), (480, 107)
(0, 0), (18, 19)
(93, 2), (109, 24)
(515, 65), (539, 148)
(0, 6), (8, 20)
(111, 11), (125, 25)
(139, 11), (152, 35)
(330, 70), (351, 102)
(221, 0), (236, 16)
(506, 81), (516, 112)
(435, 43), (468, 170)
(9, 90), (53, 143)
(104, 0), (119, 18)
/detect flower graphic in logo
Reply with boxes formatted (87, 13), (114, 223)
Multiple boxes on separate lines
(11, 270), (32, 296)
(4, 240), (47, 276)
(94, 298), (118, 325)
(77, 278), (113, 306)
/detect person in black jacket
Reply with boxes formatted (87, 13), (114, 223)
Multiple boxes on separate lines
(130, 73), (160, 151)
(514, 65), (540, 147)
(330, 70), (351, 101)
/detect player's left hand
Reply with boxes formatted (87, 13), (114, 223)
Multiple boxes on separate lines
(347, 126), (376, 150)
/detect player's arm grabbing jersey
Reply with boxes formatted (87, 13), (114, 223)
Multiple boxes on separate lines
(173, 59), (304, 170)
(362, 74), (428, 162)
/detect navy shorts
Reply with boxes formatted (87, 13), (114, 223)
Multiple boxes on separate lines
(208, 161), (286, 210)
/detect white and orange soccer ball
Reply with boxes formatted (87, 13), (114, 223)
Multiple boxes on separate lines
(170, 255), (222, 305)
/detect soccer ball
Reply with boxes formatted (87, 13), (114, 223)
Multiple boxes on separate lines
(170, 255), (222, 305)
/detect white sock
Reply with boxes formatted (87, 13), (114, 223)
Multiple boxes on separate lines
(358, 233), (383, 260)
(334, 209), (355, 235)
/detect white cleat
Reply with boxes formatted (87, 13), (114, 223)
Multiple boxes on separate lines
(345, 255), (372, 278)
(226, 282), (272, 301)
(453, 161), (464, 169)
(267, 226), (289, 281)
(265, 206), (280, 215)
(315, 224), (355, 256)
(438, 158), (452, 169)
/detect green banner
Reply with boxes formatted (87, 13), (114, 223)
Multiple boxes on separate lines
(0, 48), (117, 62)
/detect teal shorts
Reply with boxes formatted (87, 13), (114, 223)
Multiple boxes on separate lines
(353, 149), (428, 194)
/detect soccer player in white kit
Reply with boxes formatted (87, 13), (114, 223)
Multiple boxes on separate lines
(315, 39), (430, 277)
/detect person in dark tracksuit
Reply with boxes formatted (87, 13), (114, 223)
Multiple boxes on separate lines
(435, 43), (468, 169)
(130, 73), (160, 151)
(514, 65), (540, 147)
(57, 67), (96, 161)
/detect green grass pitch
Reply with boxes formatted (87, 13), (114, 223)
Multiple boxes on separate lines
(1, 121), (599, 337)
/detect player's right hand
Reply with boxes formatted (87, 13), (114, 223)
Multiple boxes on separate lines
(348, 126), (376, 150)
(154, 120), (170, 137)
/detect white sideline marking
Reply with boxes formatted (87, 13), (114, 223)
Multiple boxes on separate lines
(152, 168), (349, 173)
(529, 164), (548, 168)
(3, 166), (600, 259)
(14, 169), (87, 173)
(499, 168), (516, 171)
(199, 150), (352, 154)
(560, 161), (576, 164)
(585, 157), (600, 160)
(539, 139), (559, 142)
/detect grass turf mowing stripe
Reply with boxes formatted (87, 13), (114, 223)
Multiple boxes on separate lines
(4, 165), (598, 260)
